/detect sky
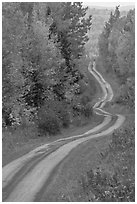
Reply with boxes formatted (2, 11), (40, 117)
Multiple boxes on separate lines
(83, 2), (135, 8)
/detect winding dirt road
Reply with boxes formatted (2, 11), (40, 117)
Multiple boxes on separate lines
(2, 61), (125, 202)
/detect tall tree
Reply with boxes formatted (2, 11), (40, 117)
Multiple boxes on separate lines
(48, 2), (92, 69)
(98, 6), (120, 59)
(98, 7), (135, 108)
(2, 2), (27, 125)
(2, 2), (94, 128)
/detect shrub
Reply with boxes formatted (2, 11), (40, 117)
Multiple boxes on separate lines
(81, 103), (93, 118)
(81, 169), (135, 202)
(72, 103), (93, 118)
(80, 95), (91, 106)
(57, 108), (70, 128)
(110, 125), (135, 151)
(2, 107), (14, 127)
(37, 106), (60, 136)
(80, 123), (135, 202)
(115, 82), (135, 109)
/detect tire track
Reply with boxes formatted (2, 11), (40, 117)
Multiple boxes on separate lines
(4, 114), (125, 202)
(2, 61), (125, 202)
(2, 115), (111, 190)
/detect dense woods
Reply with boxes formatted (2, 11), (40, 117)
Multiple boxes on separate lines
(2, 2), (93, 135)
(97, 7), (135, 108)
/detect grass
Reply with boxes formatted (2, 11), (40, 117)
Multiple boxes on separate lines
(2, 113), (103, 167)
(3, 55), (134, 201)
(79, 113), (135, 202)
(36, 106), (134, 202)
(2, 60), (103, 167)
(2, 59), (103, 167)
(36, 133), (113, 201)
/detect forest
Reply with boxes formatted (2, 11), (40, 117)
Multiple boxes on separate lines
(97, 6), (135, 108)
(2, 3), (135, 202)
(2, 2), (94, 137)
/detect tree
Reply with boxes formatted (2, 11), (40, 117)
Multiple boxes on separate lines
(48, 2), (92, 70)
(2, 2), (94, 129)
(98, 7), (135, 108)
(98, 6), (120, 59)
(2, 2), (27, 125)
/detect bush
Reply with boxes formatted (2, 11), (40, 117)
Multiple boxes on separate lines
(57, 108), (70, 128)
(115, 82), (135, 109)
(41, 100), (70, 129)
(80, 123), (135, 202)
(81, 169), (135, 202)
(81, 103), (93, 118)
(80, 95), (91, 106)
(72, 103), (93, 118)
(110, 125), (135, 152)
(37, 106), (60, 136)
(2, 107), (14, 127)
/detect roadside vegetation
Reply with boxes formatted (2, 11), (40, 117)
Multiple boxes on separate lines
(80, 119), (135, 202)
(3, 2), (105, 164)
(79, 6), (135, 202)
(2, 3), (135, 202)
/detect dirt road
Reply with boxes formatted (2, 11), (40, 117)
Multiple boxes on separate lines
(2, 61), (125, 202)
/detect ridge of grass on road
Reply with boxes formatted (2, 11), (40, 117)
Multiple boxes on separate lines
(36, 104), (134, 202)
(2, 113), (103, 167)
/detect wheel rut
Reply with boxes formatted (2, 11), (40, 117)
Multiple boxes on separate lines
(2, 61), (125, 202)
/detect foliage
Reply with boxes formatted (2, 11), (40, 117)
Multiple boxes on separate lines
(2, 2), (94, 133)
(98, 6), (120, 58)
(80, 103), (93, 118)
(115, 79), (135, 109)
(2, 3), (26, 125)
(81, 169), (134, 202)
(81, 122), (135, 202)
(36, 98), (71, 135)
(78, 7), (135, 201)
(37, 105), (60, 136)
(111, 125), (134, 151)
(48, 2), (92, 94)
(57, 107), (70, 128)
(49, 2), (92, 61)
(97, 7), (135, 108)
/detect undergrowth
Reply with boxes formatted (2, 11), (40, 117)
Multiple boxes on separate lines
(80, 121), (135, 202)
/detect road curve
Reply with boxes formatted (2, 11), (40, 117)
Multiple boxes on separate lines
(2, 61), (125, 202)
